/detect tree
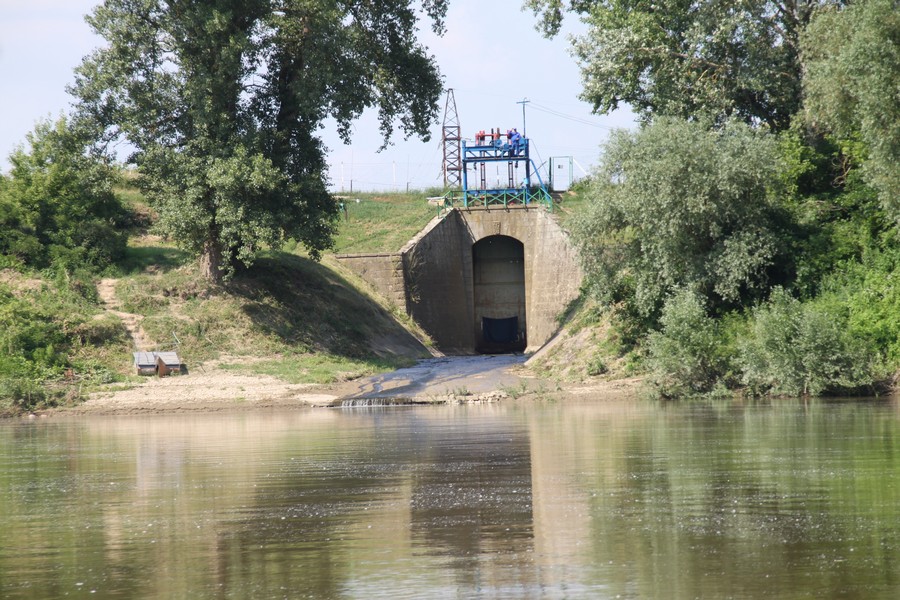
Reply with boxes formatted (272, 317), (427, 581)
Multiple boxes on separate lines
(71, 0), (448, 282)
(573, 118), (784, 329)
(801, 0), (900, 221)
(525, 0), (840, 130)
(0, 117), (126, 271)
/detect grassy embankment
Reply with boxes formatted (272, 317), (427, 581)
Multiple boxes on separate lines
(0, 188), (440, 415)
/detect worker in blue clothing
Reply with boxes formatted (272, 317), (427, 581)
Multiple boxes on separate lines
(509, 128), (521, 157)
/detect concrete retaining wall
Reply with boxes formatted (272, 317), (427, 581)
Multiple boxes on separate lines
(333, 252), (406, 309)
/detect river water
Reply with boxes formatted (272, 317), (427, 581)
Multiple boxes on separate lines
(2, 398), (900, 599)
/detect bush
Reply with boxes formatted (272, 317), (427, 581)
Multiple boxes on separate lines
(645, 289), (734, 398)
(0, 354), (50, 414)
(739, 288), (876, 396)
(810, 243), (900, 366)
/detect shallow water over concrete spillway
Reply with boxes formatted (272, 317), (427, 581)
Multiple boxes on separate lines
(338, 354), (528, 404)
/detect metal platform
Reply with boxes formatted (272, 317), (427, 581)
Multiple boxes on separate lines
(458, 134), (553, 210)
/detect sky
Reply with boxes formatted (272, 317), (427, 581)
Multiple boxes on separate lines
(0, 0), (636, 192)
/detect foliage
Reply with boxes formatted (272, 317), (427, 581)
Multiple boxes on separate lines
(0, 276), (129, 414)
(739, 288), (876, 397)
(71, 0), (448, 281)
(773, 127), (889, 298)
(801, 0), (900, 220)
(525, 0), (838, 130)
(645, 289), (735, 398)
(0, 117), (127, 272)
(573, 118), (784, 331)
(525, 1), (900, 398)
(813, 241), (900, 366)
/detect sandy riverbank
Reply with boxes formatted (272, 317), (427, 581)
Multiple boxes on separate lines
(61, 369), (344, 415)
(50, 358), (643, 416)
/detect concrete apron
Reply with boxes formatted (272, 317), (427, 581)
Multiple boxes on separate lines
(336, 355), (528, 404)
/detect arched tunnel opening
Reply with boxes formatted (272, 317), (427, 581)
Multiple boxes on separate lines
(472, 235), (526, 353)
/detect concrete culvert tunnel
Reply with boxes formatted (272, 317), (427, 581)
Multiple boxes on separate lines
(336, 207), (583, 355)
(473, 235), (526, 353)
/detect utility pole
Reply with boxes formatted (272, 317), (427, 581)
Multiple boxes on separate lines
(517, 98), (530, 137)
(441, 88), (462, 189)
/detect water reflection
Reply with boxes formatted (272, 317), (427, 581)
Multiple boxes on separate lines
(2, 399), (900, 598)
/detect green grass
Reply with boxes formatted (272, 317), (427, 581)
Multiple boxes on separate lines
(113, 184), (147, 208)
(117, 242), (191, 275)
(330, 192), (438, 253)
(553, 184), (591, 229)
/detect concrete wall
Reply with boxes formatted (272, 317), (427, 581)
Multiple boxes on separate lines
(332, 252), (406, 309)
(401, 210), (474, 352)
(336, 206), (582, 354)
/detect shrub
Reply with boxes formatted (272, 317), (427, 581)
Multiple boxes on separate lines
(739, 288), (876, 396)
(0, 117), (127, 272)
(645, 289), (734, 398)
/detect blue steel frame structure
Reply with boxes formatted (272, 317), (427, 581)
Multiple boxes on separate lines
(459, 135), (553, 209)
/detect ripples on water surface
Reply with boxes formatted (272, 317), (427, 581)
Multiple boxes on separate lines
(2, 399), (900, 598)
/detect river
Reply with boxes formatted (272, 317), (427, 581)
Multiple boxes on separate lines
(2, 397), (900, 598)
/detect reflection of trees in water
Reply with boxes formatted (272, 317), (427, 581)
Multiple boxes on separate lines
(215, 411), (536, 596)
(407, 426), (534, 577)
(532, 399), (900, 599)
(5, 401), (900, 598)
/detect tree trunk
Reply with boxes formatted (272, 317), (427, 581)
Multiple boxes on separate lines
(199, 238), (225, 284)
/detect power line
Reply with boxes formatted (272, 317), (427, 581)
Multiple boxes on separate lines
(527, 101), (616, 130)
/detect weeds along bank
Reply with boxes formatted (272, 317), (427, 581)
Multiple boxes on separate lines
(1, 256), (435, 415)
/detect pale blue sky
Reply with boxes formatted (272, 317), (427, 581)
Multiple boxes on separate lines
(0, 0), (635, 191)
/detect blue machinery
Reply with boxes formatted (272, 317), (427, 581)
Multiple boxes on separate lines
(456, 131), (553, 210)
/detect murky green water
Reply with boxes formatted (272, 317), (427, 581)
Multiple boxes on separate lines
(2, 398), (900, 599)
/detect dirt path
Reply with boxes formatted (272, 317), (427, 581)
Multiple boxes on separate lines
(97, 278), (150, 350)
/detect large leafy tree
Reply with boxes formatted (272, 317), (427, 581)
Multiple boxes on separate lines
(525, 0), (839, 130)
(71, 0), (447, 282)
(801, 0), (900, 220)
(573, 118), (784, 328)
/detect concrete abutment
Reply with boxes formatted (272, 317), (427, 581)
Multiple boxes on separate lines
(336, 206), (582, 354)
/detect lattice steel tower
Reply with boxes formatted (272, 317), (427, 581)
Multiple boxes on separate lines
(441, 89), (462, 189)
